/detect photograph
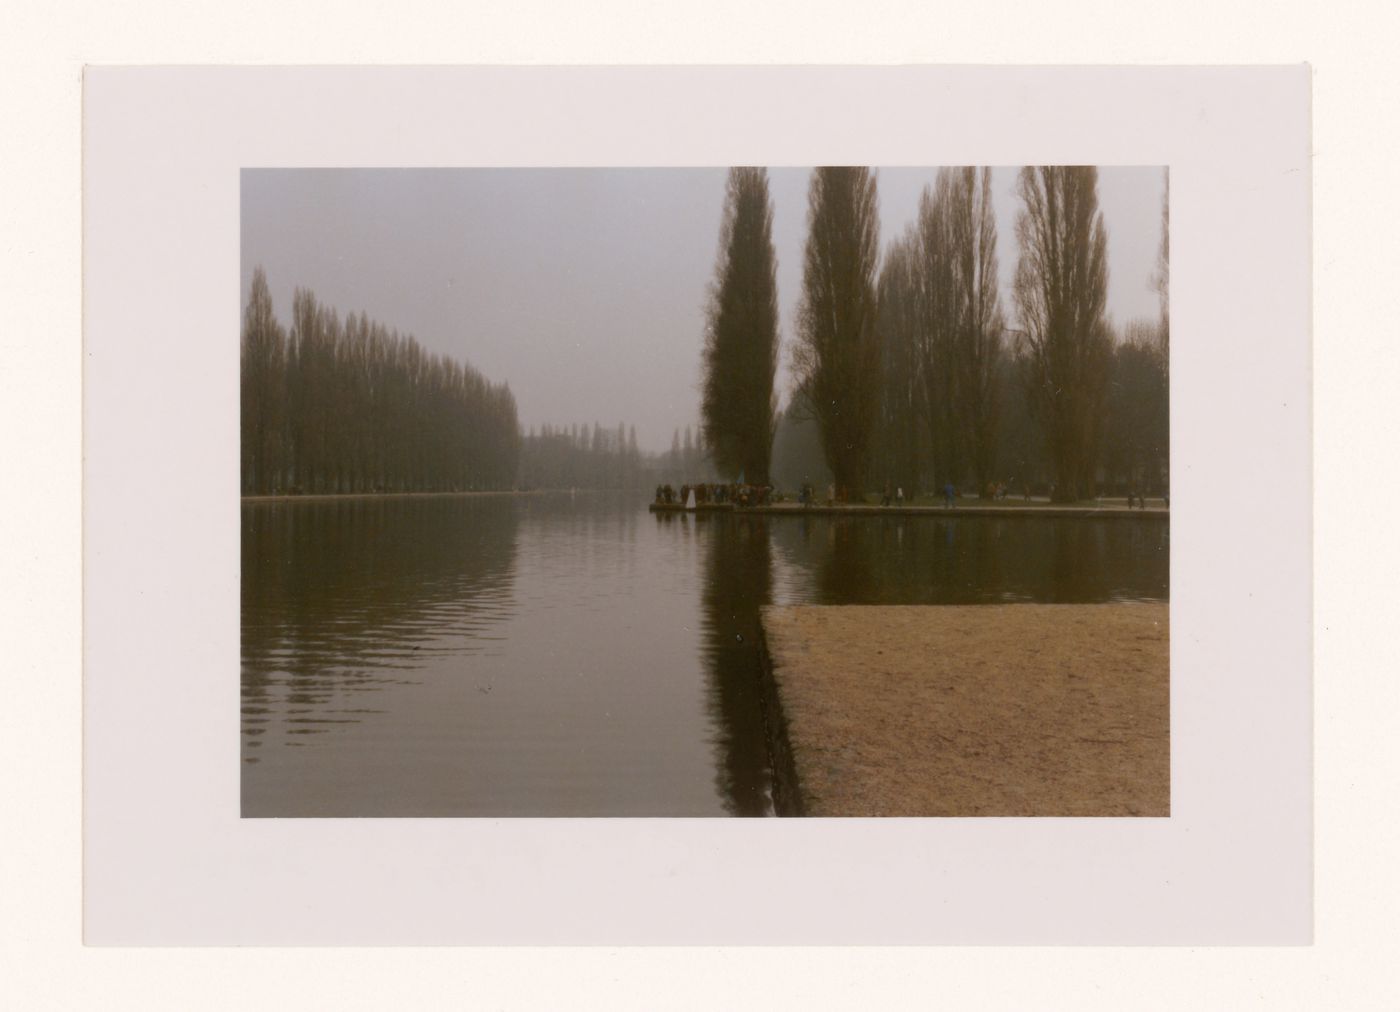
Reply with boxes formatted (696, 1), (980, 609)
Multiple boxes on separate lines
(82, 63), (1312, 948)
(240, 164), (1171, 818)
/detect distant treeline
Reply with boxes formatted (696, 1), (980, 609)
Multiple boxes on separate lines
(518, 422), (643, 490)
(241, 269), (520, 495)
(517, 422), (719, 489)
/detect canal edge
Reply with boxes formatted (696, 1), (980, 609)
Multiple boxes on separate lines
(756, 608), (806, 818)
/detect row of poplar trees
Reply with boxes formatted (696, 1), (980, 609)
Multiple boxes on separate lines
(240, 268), (521, 495)
(701, 165), (1168, 503)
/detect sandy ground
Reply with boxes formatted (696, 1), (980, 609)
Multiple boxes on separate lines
(760, 603), (1169, 817)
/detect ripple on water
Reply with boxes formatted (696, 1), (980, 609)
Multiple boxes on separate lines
(242, 494), (1167, 816)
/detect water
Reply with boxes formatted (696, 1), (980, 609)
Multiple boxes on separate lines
(242, 492), (1168, 817)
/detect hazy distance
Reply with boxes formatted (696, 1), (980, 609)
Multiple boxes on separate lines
(242, 167), (1165, 453)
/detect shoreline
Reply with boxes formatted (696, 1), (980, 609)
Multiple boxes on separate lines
(241, 489), (1170, 518)
(241, 489), (559, 504)
(651, 501), (1168, 519)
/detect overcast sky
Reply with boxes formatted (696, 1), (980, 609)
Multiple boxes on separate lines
(242, 167), (1165, 452)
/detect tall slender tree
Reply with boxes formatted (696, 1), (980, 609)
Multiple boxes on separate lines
(793, 166), (882, 499)
(917, 172), (960, 489)
(240, 268), (286, 493)
(949, 167), (1005, 497)
(916, 167), (1004, 496)
(1154, 169), (1170, 362)
(701, 167), (780, 485)
(1153, 170), (1170, 491)
(1013, 166), (1113, 502)
(874, 226), (924, 497)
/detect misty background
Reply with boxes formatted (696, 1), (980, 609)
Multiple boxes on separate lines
(241, 167), (1164, 452)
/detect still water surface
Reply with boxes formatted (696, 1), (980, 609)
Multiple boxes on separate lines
(242, 492), (1168, 817)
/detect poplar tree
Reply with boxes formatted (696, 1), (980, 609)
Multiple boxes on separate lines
(793, 167), (882, 499)
(240, 268), (285, 493)
(1013, 166), (1112, 502)
(1154, 170), (1170, 362)
(874, 227), (923, 497)
(949, 167), (1004, 497)
(916, 167), (1003, 496)
(701, 167), (780, 485)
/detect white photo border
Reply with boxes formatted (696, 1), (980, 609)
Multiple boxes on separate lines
(83, 65), (1311, 945)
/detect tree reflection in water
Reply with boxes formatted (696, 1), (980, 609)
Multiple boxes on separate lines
(245, 495), (1166, 817)
(698, 514), (775, 816)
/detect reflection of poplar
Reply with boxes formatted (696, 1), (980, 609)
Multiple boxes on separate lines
(699, 517), (774, 816)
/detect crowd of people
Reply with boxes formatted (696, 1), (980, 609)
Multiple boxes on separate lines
(1125, 489), (1168, 509)
(653, 478), (1168, 509)
(654, 482), (775, 508)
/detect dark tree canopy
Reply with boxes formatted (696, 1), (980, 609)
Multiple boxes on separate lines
(1102, 320), (1169, 493)
(793, 166), (882, 498)
(701, 167), (780, 485)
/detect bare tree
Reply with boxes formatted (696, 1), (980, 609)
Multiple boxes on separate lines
(917, 173), (959, 488)
(1147, 169), (1170, 492)
(875, 226), (924, 496)
(949, 167), (1004, 496)
(701, 167), (780, 485)
(1013, 166), (1113, 502)
(793, 167), (882, 500)
(916, 167), (1004, 496)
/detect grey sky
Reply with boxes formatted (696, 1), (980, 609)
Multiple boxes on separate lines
(242, 167), (1165, 452)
